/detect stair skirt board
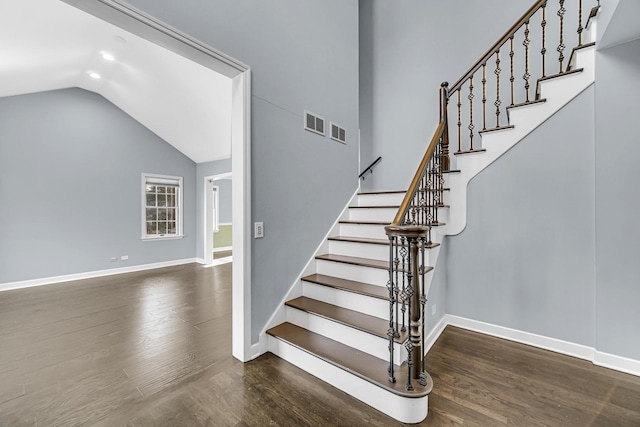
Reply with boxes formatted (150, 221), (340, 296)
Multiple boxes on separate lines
(285, 306), (406, 363)
(267, 336), (430, 424)
(302, 282), (389, 319)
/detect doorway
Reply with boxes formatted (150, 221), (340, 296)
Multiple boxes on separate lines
(204, 173), (233, 266)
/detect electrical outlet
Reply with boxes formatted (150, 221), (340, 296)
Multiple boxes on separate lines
(120, 255), (129, 260)
(109, 257), (118, 262)
(254, 222), (264, 238)
(432, 304), (437, 316)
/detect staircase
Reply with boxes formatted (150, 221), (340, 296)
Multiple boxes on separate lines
(265, 1), (600, 423)
(267, 190), (439, 424)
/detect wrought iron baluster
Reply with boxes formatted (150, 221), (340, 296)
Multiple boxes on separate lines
(456, 90), (462, 152)
(523, 21), (531, 102)
(558, 0), (566, 72)
(387, 236), (396, 383)
(393, 241), (401, 337)
(482, 64), (487, 130)
(509, 36), (515, 106)
(400, 237), (407, 332)
(577, 0), (583, 46)
(468, 76), (475, 150)
(541, 2), (547, 78)
(419, 236), (427, 387)
(495, 48), (502, 127)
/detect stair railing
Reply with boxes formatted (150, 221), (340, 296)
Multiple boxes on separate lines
(385, 0), (599, 393)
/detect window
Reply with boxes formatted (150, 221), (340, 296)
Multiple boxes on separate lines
(142, 173), (183, 240)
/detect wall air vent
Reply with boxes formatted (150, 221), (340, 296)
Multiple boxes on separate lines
(330, 122), (346, 144)
(304, 111), (325, 136)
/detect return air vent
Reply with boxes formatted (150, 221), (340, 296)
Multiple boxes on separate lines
(330, 122), (346, 144)
(304, 111), (325, 136)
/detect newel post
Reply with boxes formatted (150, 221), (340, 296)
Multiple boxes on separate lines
(385, 224), (429, 391)
(439, 82), (450, 172)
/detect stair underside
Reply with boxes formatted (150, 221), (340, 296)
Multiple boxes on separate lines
(266, 322), (432, 398)
(286, 296), (407, 343)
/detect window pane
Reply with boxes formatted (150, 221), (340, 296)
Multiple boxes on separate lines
(167, 187), (176, 195)
(167, 221), (176, 234)
(146, 185), (155, 193)
(146, 221), (157, 235)
(158, 222), (167, 234)
(146, 194), (156, 207)
(157, 194), (167, 207)
(157, 208), (167, 220)
(167, 208), (176, 221)
(146, 208), (156, 221)
(167, 195), (175, 207)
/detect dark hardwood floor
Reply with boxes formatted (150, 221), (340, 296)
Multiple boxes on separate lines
(1, 263), (639, 426)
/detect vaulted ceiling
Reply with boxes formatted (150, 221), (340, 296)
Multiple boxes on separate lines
(0, 0), (232, 164)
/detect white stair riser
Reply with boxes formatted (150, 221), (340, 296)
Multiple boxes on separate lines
(328, 240), (389, 261)
(356, 193), (405, 206)
(316, 260), (388, 285)
(267, 337), (429, 423)
(285, 307), (405, 364)
(339, 223), (388, 240)
(303, 281), (389, 320)
(349, 207), (397, 222)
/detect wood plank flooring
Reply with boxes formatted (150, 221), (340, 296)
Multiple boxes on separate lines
(1, 263), (639, 426)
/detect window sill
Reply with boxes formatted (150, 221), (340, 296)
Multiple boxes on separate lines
(141, 235), (184, 242)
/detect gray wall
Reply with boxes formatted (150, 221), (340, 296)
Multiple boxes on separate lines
(0, 88), (197, 284)
(196, 158), (232, 260)
(594, 39), (640, 360)
(359, 0), (526, 191)
(446, 87), (597, 347)
(124, 0), (361, 342)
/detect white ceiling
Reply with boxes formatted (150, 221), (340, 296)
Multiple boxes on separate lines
(0, 0), (233, 164)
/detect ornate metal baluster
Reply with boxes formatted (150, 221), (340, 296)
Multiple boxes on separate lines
(387, 236), (396, 383)
(558, 0), (566, 73)
(468, 75), (475, 150)
(404, 241), (414, 391)
(393, 240), (401, 337)
(495, 48), (502, 127)
(456, 90), (462, 152)
(399, 237), (407, 332)
(523, 21), (531, 102)
(577, 0), (584, 46)
(541, 2), (547, 78)
(509, 36), (515, 106)
(419, 235), (427, 387)
(482, 63), (487, 130)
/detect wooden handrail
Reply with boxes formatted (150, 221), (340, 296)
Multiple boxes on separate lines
(391, 121), (445, 226)
(449, 0), (547, 94)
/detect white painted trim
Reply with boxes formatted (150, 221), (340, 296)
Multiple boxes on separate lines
(213, 246), (232, 253)
(442, 315), (640, 377)
(424, 315), (448, 355)
(204, 173), (231, 265)
(0, 258), (198, 292)
(594, 351), (640, 377)
(232, 70), (252, 362)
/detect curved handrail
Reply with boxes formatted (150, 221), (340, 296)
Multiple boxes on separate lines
(449, 0), (547, 94)
(390, 120), (445, 226)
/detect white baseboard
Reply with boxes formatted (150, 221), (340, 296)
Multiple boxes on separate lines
(444, 314), (640, 377)
(0, 258), (198, 292)
(213, 246), (232, 253)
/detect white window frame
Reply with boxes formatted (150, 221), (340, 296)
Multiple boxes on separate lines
(141, 173), (184, 241)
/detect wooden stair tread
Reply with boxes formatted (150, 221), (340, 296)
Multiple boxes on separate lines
(286, 296), (405, 342)
(507, 99), (547, 110)
(316, 254), (389, 270)
(479, 125), (515, 134)
(339, 220), (390, 225)
(328, 236), (389, 245)
(302, 273), (388, 300)
(266, 323), (432, 398)
(349, 205), (399, 209)
(357, 190), (405, 196)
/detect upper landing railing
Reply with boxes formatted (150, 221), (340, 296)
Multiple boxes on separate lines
(384, 0), (599, 393)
